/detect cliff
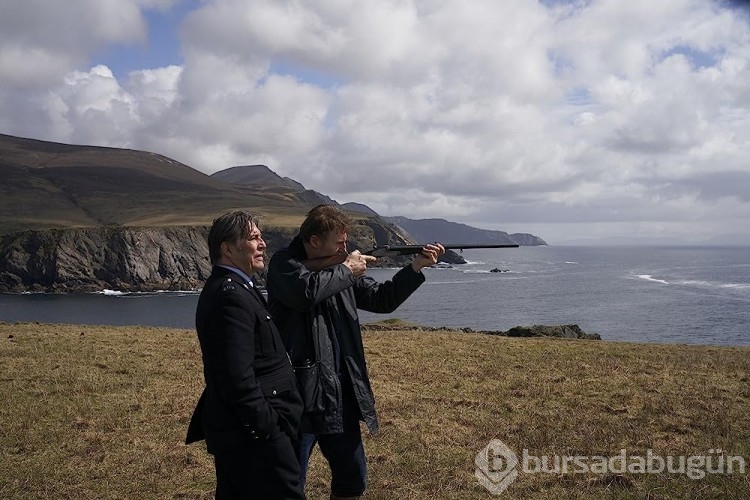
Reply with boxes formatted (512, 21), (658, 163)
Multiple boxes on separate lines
(0, 216), (414, 293)
(0, 227), (214, 293)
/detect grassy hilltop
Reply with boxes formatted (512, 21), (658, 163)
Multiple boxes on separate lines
(1, 322), (749, 499)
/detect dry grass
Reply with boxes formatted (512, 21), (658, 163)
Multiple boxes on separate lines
(1, 322), (749, 499)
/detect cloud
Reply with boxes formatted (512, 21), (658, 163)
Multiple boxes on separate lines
(0, 0), (175, 86)
(0, 0), (749, 243)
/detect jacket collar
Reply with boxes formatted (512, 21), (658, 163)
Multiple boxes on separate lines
(215, 264), (254, 287)
(211, 265), (267, 306)
(288, 234), (308, 260)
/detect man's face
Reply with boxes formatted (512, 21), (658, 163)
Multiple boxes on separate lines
(313, 230), (348, 259)
(223, 223), (266, 276)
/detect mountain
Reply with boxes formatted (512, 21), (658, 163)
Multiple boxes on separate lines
(210, 164), (337, 210)
(0, 134), (360, 235)
(0, 134), (414, 292)
(208, 167), (547, 247)
(385, 216), (547, 246)
(210, 165), (306, 191)
(341, 202), (379, 216)
(0, 133), (547, 292)
(0, 133), (285, 234)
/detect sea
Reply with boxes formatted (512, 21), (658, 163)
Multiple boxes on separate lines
(1, 246), (749, 346)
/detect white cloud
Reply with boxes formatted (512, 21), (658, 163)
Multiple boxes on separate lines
(0, 0), (173, 86)
(1, 0), (749, 243)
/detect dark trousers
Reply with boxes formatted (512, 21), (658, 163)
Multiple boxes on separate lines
(214, 428), (305, 500)
(297, 375), (367, 497)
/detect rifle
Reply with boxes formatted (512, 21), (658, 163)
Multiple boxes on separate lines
(366, 243), (519, 258)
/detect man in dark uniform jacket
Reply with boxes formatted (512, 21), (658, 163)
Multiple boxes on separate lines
(186, 210), (304, 500)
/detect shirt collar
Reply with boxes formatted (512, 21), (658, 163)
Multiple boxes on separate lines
(216, 265), (254, 287)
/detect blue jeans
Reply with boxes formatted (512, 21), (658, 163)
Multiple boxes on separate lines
(297, 379), (367, 496)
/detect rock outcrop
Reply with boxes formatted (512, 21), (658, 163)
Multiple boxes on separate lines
(505, 324), (601, 340)
(363, 321), (601, 340)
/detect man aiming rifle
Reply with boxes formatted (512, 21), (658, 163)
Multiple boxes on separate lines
(266, 205), (444, 499)
(266, 205), (518, 498)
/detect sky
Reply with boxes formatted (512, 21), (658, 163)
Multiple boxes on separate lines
(1, 0), (749, 245)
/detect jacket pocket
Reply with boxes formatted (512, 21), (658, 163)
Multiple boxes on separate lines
(259, 371), (294, 397)
(292, 361), (325, 414)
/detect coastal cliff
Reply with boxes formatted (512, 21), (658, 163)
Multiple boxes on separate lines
(0, 217), (415, 293)
(0, 227), (214, 293)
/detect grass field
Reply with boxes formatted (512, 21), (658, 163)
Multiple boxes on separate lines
(1, 322), (748, 499)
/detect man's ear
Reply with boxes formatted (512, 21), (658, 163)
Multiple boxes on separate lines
(220, 241), (233, 258)
(309, 234), (321, 249)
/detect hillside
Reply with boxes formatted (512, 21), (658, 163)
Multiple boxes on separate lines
(1, 133), (547, 247)
(0, 134), (325, 234)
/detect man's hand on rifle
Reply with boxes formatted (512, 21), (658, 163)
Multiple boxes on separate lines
(343, 250), (377, 277)
(411, 243), (445, 272)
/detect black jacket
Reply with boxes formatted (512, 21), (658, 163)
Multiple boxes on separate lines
(186, 266), (302, 454)
(266, 236), (425, 435)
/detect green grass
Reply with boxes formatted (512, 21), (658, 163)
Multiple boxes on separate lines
(1, 323), (748, 499)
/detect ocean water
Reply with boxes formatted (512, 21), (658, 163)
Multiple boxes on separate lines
(1, 246), (748, 346)
(359, 245), (750, 346)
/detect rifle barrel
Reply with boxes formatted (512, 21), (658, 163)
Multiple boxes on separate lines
(367, 243), (518, 257)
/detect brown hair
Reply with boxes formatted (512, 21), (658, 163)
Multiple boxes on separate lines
(208, 210), (259, 264)
(299, 205), (352, 242)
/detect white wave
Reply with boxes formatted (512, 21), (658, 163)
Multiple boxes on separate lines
(636, 274), (669, 285)
(94, 289), (201, 296)
(565, 261), (578, 264)
(428, 263), (454, 269)
(675, 279), (750, 291)
(720, 283), (750, 290)
(674, 279), (712, 287)
(635, 275), (750, 292)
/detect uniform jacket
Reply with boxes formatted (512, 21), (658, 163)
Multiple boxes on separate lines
(266, 236), (425, 435)
(186, 266), (302, 454)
